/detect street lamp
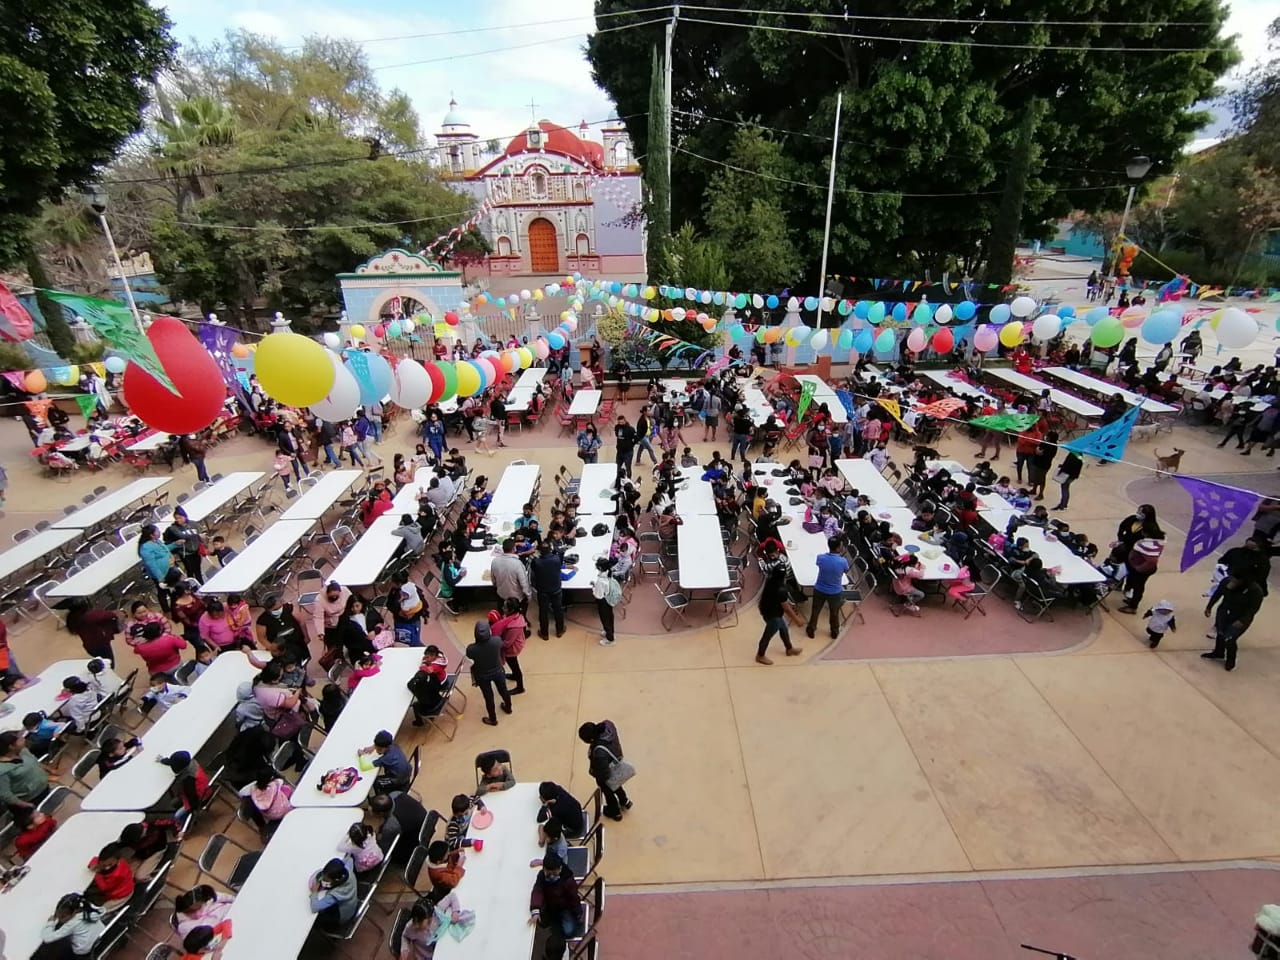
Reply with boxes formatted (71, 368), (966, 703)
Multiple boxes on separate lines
(1117, 155), (1152, 241)
(82, 183), (145, 330)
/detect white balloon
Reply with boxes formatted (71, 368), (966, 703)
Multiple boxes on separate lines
(786, 297), (800, 311)
(311, 354), (361, 422)
(1031, 315), (1061, 342)
(820, 297), (835, 312)
(401, 318), (415, 334)
(934, 303), (953, 325)
(1216, 307), (1259, 349)
(519, 289), (532, 301)
(752, 294), (764, 309)
(1010, 295), (1037, 318)
(699, 290), (713, 304)
(565, 316), (578, 332)
(389, 358), (433, 409)
(322, 332), (341, 350)
(810, 329), (829, 351)
(671, 307), (687, 321)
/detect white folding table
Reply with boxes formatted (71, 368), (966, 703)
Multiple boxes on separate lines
(455, 517), (519, 589)
(740, 386), (776, 426)
(82, 652), (258, 811)
(1040, 366), (1179, 414)
(218, 809), (358, 960)
(180, 471), (266, 521)
(0, 812), (138, 960)
(291, 648), (419, 807)
(486, 464), (541, 517)
(983, 369), (1105, 418)
(0, 528), (81, 583)
(561, 517), (617, 590)
(780, 527), (848, 588)
(327, 513), (407, 587)
(676, 514), (730, 591)
(674, 476), (717, 515)
(434, 783), (542, 960)
(576, 462), (620, 515)
(880, 508), (965, 580)
(1011, 524), (1107, 584)
(52, 477), (172, 529)
(791, 374), (848, 422)
(834, 459), (907, 508)
(280, 469), (363, 520)
(0, 659), (124, 733)
(125, 431), (172, 452)
(198, 519), (315, 594)
(514, 367), (548, 390)
(918, 369), (993, 401)
(568, 389), (602, 417)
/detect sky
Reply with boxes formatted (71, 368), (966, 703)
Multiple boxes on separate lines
(156, 0), (1275, 151)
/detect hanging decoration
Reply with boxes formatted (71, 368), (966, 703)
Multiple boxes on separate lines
(1062, 404), (1141, 463)
(876, 397), (913, 433)
(43, 291), (176, 393)
(1174, 477), (1262, 573)
(418, 197), (495, 261)
(969, 412), (1040, 432)
(75, 393), (99, 421)
(0, 280), (35, 341)
(914, 397), (968, 419)
(197, 321), (244, 398)
(796, 380), (817, 422)
(122, 316), (227, 435)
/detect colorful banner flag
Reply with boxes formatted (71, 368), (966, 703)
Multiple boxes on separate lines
(0, 280), (35, 341)
(915, 397), (967, 418)
(74, 393), (98, 420)
(1174, 477), (1262, 572)
(43, 291), (176, 393)
(876, 397), (914, 433)
(834, 388), (856, 419)
(1062, 404), (1141, 463)
(969, 412), (1040, 432)
(23, 398), (52, 422)
(796, 381), (817, 422)
(197, 322), (242, 395)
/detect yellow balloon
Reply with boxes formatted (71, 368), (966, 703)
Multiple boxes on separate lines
(59, 364), (80, 386)
(255, 332), (336, 407)
(517, 346), (533, 368)
(642, 286), (656, 300)
(455, 361), (481, 397)
(999, 322), (1024, 347)
(349, 323), (366, 339)
(533, 289), (544, 301)
(1207, 309), (1223, 330)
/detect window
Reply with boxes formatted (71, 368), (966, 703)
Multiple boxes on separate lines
(575, 233), (590, 255)
(530, 171), (547, 198)
(497, 236), (512, 256)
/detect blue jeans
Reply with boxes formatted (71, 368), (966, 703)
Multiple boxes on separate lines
(343, 444), (364, 466)
(633, 436), (656, 465)
(757, 616), (792, 657)
(730, 432), (751, 460)
(368, 419), (383, 443)
(322, 443), (340, 467)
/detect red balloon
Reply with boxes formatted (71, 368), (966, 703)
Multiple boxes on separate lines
(444, 311), (459, 326)
(373, 323), (386, 338)
(122, 316), (227, 434)
(931, 328), (955, 354)
(423, 362), (446, 403)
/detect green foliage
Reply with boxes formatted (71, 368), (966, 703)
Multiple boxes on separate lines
(702, 128), (802, 290)
(1132, 248), (1280, 288)
(587, 0), (1238, 278)
(985, 99), (1047, 284)
(0, 1), (173, 266)
(67, 341), (106, 365)
(1231, 17), (1280, 165)
(0, 344), (35, 374)
(645, 44), (672, 272)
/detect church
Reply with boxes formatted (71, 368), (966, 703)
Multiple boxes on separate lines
(435, 101), (646, 285)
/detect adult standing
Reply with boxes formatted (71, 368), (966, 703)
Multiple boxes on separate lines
(613, 414), (637, 479)
(163, 507), (204, 582)
(137, 523), (181, 613)
(65, 599), (121, 665)
(578, 719), (633, 821)
(729, 407), (754, 461)
(1013, 426), (1042, 486)
(313, 581), (351, 656)
(490, 539), (531, 614)
(1118, 538), (1165, 615)
(1027, 430), (1058, 501)
(530, 542), (566, 641)
(575, 424), (602, 464)
(465, 620), (512, 726)
(756, 547), (804, 665)
(632, 406), (656, 467)
(180, 431), (211, 483)
(702, 390), (722, 442)
(805, 537), (849, 641)
(1202, 576), (1265, 671)
(591, 557), (623, 647)
(1052, 447), (1084, 511)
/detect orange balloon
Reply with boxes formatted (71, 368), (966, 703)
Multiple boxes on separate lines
(1121, 307), (1146, 328)
(24, 370), (47, 394)
(762, 326), (784, 343)
(500, 351), (517, 373)
(231, 343), (251, 358)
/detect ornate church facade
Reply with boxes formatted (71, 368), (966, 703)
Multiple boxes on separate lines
(435, 101), (646, 284)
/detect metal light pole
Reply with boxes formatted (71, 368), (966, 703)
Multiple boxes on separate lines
(83, 184), (145, 332)
(1114, 155), (1152, 263)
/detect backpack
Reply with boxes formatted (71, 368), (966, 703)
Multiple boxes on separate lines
(603, 576), (623, 608)
(233, 684), (266, 731)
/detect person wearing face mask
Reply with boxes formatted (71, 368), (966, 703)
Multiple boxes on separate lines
(255, 594), (309, 664)
(1109, 503), (1164, 565)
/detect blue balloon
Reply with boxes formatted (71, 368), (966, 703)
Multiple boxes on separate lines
(711, 292), (725, 306)
(954, 301), (976, 321)
(1057, 304), (1076, 319)
(891, 302), (907, 322)
(854, 300), (870, 320)
(610, 282), (623, 295)
(990, 304), (1011, 324)
(1141, 310), (1181, 345)
(853, 328), (874, 353)
(1084, 306), (1108, 326)
(547, 332), (565, 349)
(766, 295), (779, 309)
(912, 303), (933, 325)
(803, 296), (819, 311)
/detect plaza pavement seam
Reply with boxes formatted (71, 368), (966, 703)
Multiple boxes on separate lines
(717, 630), (771, 882)
(600, 857), (1280, 895)
(1011, 655), (1178, 864)
(867, 661), (977, 873)
(1151, 648), (1280, 763)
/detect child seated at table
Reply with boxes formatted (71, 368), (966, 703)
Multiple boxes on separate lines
(22, 711), (68, 760)
(141, 673), (190, 716)
(14, 807), (58, 859)
(85, 842), (136, 912)
(346, 653), (381, 693)
(340, 821), (385, 876)
(97, 736), (143, 777)
(209, 537), (238, 568)
(118, 814), (182, 866)
(425, 840), (466, 892)
(445, 793), (480, 850)
(174, 885), (234, 939)
(992, 476), (1015, 497)
(680, 446), (699, 468)
(59, 676), (101, 734)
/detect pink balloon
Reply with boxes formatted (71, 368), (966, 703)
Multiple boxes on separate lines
(474, 357), (497, 386)
(372, 324), (386, 338)
(906, 327), (927, 353)
(533, 338), (550, 360)
(974, 324), (998, 352)
(1121, 307), (1146, 329)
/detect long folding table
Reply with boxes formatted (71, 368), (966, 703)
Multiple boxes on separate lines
(198, 519), (315, 594)
(1040, 366), (1179, 414)
(983, 369), (1104, 418)
(52, 477), (172, 529)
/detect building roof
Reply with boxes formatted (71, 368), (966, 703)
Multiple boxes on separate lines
(442, 98), (469, 128)
(503, 121), (603, 168)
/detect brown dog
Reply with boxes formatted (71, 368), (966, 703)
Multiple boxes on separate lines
(1154, 448), (1185, 478)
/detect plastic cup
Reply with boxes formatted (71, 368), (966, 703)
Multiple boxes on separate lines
(472, 839), (484, 852)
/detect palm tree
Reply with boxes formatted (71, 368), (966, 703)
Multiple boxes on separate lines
(153, 97), (238, 212)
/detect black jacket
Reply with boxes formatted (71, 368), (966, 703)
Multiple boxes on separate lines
(530, 552), (563, 593)
(586, 719), (624, 781)
(1058, 452), (1083, 480)
(465, 622), (506, 679)
(614, 423), (637, 453)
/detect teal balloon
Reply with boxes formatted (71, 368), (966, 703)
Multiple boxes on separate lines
(912, 303), (933, 325)
(1057, 304), (1075, 319)
(854, 300), (870, 320)
(766, 295), (779, 309)
(837, 299), (852, 316)
(1141, 311), (1181, 345)
(386, 322), (402, 338)
(891, 303), (907, 322)
(873, 329), (896, 354)
(803, 296), (819, 311)
(853, 328), (874, 353)
(837, 328), (854, 350)
(357, 352), (393, 405)
(954, 301), (976, 321)
(1084, 306), (1108, 326)
(990, 304), (1011, 324)
(868, 302), (886, 324)
(547, 332), (565, 349)
(734, 293), (747, 309)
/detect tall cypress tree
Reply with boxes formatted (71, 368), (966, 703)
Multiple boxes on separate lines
(985, 98), (1047, 285)
(645, 44), (671, 277)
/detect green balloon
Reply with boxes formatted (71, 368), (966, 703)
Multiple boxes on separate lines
(1090, 315), (1124, 348)
(436, 360), (459, 402)
(734, 292), (748, 309)
(868, 301), (886, 324)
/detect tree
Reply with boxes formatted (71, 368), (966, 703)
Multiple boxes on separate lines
(447, 228), (493, 283)
(645, 44), (672, 279)
(702, 128), (803, 291)
(984, 99), (1047, 284)
(1231, 17), (1280, 165)
(588, 0), (1237, 280)
(152, 96), (239, 212)
(0, 1), (173, 266)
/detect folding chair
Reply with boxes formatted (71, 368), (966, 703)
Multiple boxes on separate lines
(953, 566), (1000, 618)
(389, 907), (412, 957)
(573, 876), (607, 943)
(712, 587), (740, 627)
(655, 583), (690, 631)
(565, 821), (605, 883)
(1015, 579), (1058, 623)
(195, 834), (260, 891)
(474, 749), (513, 792)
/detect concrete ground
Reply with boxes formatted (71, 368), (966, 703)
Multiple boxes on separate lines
(4, 335), (1280, 958)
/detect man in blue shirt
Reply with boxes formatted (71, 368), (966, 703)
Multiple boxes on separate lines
(807, 537), (850, 640)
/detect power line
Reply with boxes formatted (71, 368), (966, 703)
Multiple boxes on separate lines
(109, 208), (474, 233)
(679, 3), (1218, 29)
(677, 13), (1227, 54)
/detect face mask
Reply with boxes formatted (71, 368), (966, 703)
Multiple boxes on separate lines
(269, 608), (284, 617)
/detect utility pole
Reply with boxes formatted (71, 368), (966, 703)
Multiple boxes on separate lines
(813, 91), (843, 334)
(662, 4), (678, 235)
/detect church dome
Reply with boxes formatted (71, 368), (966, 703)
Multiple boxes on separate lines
(503, 121), (603, 168)
(441, 98), (469, 128)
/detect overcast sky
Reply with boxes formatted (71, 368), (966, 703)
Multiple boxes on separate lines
(157, 0), (1274, 149)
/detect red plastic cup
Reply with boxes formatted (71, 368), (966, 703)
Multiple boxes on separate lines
(472, 839), (484, 852)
